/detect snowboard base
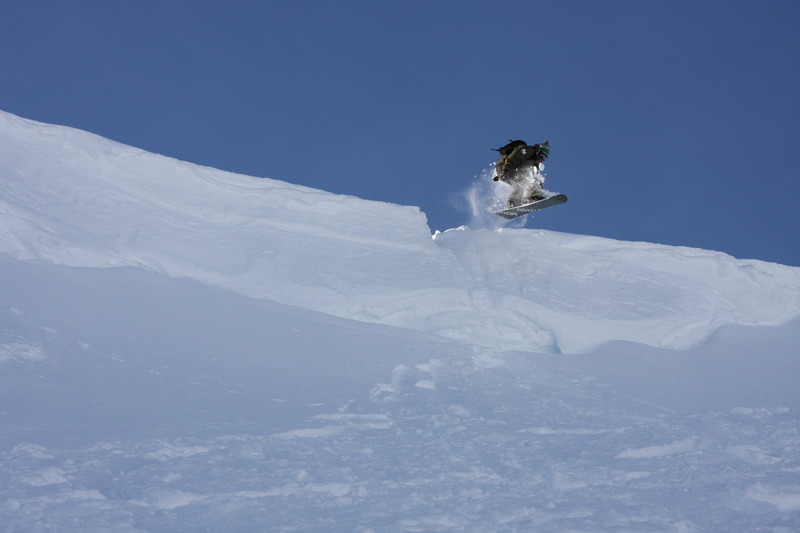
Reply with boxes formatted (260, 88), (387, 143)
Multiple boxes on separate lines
(494, 193), (568, 219)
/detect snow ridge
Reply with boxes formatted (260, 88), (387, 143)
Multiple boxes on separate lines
(2, 110), (800, 532)
(2, 109), (799, 354)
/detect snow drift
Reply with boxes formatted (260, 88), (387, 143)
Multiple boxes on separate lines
(1, 110), (799, 532)
(1, 110), (798, 354)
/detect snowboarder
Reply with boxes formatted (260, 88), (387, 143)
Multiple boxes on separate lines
(492, 139), (549, 208)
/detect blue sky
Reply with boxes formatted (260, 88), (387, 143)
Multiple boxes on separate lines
(2, 0), (799, 266)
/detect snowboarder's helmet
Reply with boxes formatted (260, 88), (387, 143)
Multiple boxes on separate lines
(538, 141), (549, 160)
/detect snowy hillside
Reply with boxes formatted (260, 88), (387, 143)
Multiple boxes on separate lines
(1, 110), (799, 532)
(2, 110), (798, 354)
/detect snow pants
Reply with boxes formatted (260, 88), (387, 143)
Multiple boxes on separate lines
(499, 166), (543, 208)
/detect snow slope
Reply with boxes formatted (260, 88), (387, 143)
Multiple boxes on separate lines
(2, 110), (798, 354)
(1, 110), (799, 532)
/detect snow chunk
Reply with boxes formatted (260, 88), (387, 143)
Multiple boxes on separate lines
(21, 466), (69, 486)
(617, 437), (699, 459)
(745, 483), (800, 512)
(0, 342), (45, 364)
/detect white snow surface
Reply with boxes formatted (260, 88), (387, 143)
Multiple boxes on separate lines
(1, 109), (799, 531)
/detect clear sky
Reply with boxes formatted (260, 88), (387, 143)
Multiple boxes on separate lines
(2, 0), (799, 266)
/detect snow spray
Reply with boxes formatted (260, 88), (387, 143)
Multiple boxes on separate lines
(456, 167), (523, 230)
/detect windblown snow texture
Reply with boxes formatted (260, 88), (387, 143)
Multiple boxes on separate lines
(1, 110), (799, 532)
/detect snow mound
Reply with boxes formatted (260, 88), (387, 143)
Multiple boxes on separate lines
(2, 109), (799, 353)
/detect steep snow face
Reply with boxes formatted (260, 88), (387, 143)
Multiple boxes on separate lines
(2, 109), (799, 353)
(433, 227), (800, 352)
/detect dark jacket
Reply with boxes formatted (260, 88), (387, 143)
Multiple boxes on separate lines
(494, 141), (544, 181)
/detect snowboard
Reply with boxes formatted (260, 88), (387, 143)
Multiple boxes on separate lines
(494, 193), (568, 219)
